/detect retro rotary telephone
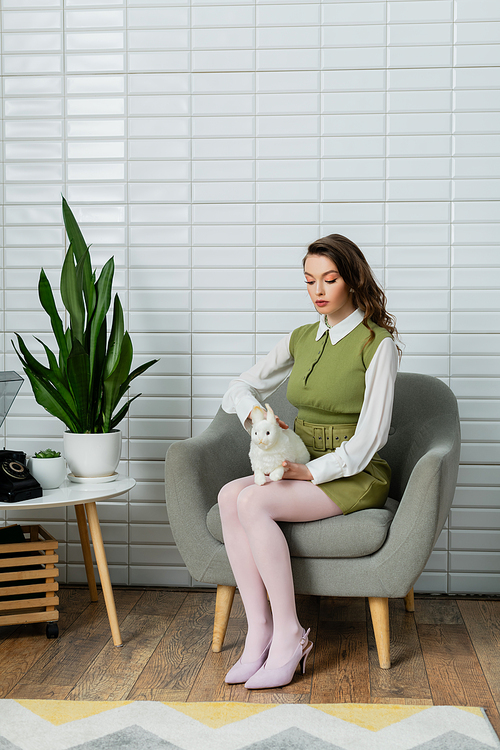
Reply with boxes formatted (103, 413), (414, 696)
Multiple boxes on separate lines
(0, 373), (42, 503)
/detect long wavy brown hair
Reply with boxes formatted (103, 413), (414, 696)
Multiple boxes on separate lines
(303, 234), (402, 356)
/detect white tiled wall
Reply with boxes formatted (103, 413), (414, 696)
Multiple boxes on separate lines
(1, 0), (499, 594)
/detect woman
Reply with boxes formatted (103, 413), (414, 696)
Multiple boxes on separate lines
(218, 234), (400, 689)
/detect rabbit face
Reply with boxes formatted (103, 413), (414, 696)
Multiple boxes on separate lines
(250, 405), (279, 450)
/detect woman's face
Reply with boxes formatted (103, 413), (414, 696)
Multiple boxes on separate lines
(304, 253), (356, 325)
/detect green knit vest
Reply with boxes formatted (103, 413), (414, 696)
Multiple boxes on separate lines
(287, 320), (392, 424)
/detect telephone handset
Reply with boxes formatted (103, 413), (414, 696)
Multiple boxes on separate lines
(0, 450), (42, 503)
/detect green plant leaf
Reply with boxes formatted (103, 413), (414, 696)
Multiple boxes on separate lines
(102, 331), (133, 432)
(62, 196), (96, 320)
(23, 368), (81, 433)
(67, 338), (91, 432)
(109, 393), (141, 431)
(38, 269), (68, 363)
(89, 319), (107, 430)
(117, 358), (159, 401)
(104, 295), (125, 380)
(89, 257), (114, 377)
(61, 244), (85, 344)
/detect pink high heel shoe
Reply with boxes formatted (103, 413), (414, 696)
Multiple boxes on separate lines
(225, 639), (272, 684)
(244, 628), (313, 689)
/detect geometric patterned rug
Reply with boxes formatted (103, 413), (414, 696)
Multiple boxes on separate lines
(0, 700), (499, 750)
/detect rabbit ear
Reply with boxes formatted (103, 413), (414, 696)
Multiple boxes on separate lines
(264, 403), (275, 423)
(251, 405), (266, 423)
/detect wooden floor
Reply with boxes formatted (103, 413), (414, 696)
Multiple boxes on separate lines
(1, 587), (500, 738)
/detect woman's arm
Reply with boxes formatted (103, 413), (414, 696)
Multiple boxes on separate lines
(306, 337), (398, 484)
(221, 333), (294, 430)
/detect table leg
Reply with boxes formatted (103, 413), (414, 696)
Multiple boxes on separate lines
(75, 504), (98, 602)
(85, 501), (123, 647)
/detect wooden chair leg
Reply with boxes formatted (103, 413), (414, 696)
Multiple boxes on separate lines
(368, 596), (391, 669)
(212, 584), (236, 653)
(404, 587), (415, 612)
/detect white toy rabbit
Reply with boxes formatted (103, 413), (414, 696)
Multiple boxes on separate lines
(249, 403), (310, 486)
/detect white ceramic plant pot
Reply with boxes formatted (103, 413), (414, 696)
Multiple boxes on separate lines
(28, 456), (67, 490)
(63, 430), (122, 479)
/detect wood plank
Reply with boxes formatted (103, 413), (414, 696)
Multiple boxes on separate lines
(0, 588), (91, 698)
(368, 599), (432, 703)
(128, 591), (216, 702)
(6, 589), (141, 699)
(414, 598), (464, 625)
(418, 623), (497, 711)
(68, 591), (187, 701)
(458, 601), (500, 709)
(310, 596), (370, 704)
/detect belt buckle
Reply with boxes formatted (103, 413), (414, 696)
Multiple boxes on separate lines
(313, 427), (325, 451)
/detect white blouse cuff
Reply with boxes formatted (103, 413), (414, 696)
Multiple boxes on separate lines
(307, 451), (345, 484)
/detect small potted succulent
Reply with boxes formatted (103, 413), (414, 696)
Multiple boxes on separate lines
(28, 448), (67, 490)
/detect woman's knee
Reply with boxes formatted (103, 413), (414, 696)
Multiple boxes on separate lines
(236, 485), (269, 527)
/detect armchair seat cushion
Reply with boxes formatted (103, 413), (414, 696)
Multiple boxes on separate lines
(206, 496), (398, 559)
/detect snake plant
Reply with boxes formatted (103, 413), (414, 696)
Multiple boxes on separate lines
(13, 197), (158, 434)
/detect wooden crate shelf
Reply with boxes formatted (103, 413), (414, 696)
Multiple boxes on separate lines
(0, 525), (59, 636)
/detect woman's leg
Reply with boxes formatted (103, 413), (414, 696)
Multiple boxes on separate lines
(236, 480), (342, 669)
(218, 476), (273, 663)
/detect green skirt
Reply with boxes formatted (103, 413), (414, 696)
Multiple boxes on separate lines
(294, 417), (391, 515)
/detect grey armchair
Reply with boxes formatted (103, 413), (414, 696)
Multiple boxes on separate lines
(165, 372), (460, 669)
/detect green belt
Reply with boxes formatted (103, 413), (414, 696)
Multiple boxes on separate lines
(294, 418), (357, 455)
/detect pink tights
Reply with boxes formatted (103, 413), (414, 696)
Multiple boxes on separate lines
(218, 475), (343, 670)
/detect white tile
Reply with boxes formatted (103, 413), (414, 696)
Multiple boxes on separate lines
(130, 269), (190, 289)
(387, 202), (450, 223)
(129, 246), (190, 266)
(192, 333), (254, 354)
(258, 159), (319, 180)
(455, 89), (500, 113)
(67, 141), (124, 159)
(192, 27), (254, 49)
(388, 157), (451, 179)
(193, 182), (255, 202)
(66, 32), (124, 51)
(455, 112), (500, 135)
(67, 183), (126, 203)
(192, 204), (254, 224)
(128, 73), (189, 94)
(192, 94), (254, 115)
(258, 48), (320, 70)
(65, 9), (124, 28)
(322, 24), (385, 47)
(323, 2), (385, 25)
(452, 201), (500, 223)
(128, 7), (189, 27)
(389, 90), (451, 113)
(128, 29), (189, 50)
(258, 93), (319, 115)
(192, 50), (255, 71)
(453, 268), (500, 290)
(66, 54), (125, 73)
(128, 117), (189, 137)
(128, 161), (189, 181)
(192, 224), (254, 245)
(5, 98), (63, 118)
(5, 142), (63, 161)
(452, 334), (500, 355)
(129, 225), (190, 245)
(322, 136), (384, 157)
(6, 163), (64, 182)
(67, 162), (125, 181)
(257, 4), (320, 25)
(192, 268), (254, 288)
(129, 139), (190, 160)
(322, 180), (384, 201)
(193, 160), (254, 180)
(3, 55), (63, 75)
(386, 267), (449, 289)
(389, 23), (452, 46)
(256, 267), (305, 288)
(257, 203), (319, 224)
(322, 158), (384, 180)
(258, 71), (319, 92)
(257, 289), (310, 311)
(323, 91), (384, 114)
(192, 115), (254, 137)
(258, 115), (320, 136)
(129, 204), (190, 224)
(192, 312), (255, 332)
(258, 137), (320, 158)
(128, 95), (189, 116)
(67, 98), (124, 116)
(257, 26), (319, 48)
(67, 119), (124, 137)
(388, 0), (453, 23)
(194, 138), (254, 159)
(192, 355), (254, 375)
(452, 313), (500, 333)
(389, 68), (452, 90)
(257, 181), (320, 202)
(455, 0), (499, 20)
(386, 180), (451, 201)
(192, 72), (254, 93)
(4, 76), (62, 96)
(388, 45), (452, 68)
(322, 46), (386, 70)
(323, 114), (385, 135)
(3, 10), (62, 30)
(453, 180), (500, 201)
(386, 289), (449, 311)
(454, 134), (500, 157)
(453, 223), (500, 244)
(192, 5), (254, 26)
(3, 32), (62, 53)
(257, 225), (320, 246)
(456, 21), (500, 44)
(128, 51), (189, 72)
(322, 69), (385, 91)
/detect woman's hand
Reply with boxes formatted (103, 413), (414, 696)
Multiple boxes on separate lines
(282, 461), (313, 481)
